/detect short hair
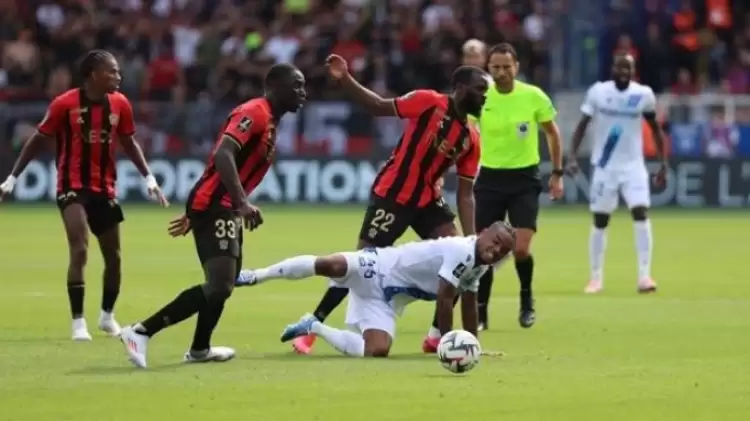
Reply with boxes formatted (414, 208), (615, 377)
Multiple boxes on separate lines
(78, 50), (115, 79)
(488, 43), (518, 61)
(451, 65), (484, 88)
(462, 39), (486, 55)
(264, 63), (299, 88)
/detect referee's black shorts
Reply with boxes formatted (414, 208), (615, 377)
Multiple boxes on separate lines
(474, 165), (542, 232)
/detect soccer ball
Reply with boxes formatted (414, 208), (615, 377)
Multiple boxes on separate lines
(437, 330), (481, 374)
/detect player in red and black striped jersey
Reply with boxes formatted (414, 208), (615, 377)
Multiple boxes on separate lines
(0, 50), (167, 341)
(118, 63), (306, 369)
(278, 54), (488, 355)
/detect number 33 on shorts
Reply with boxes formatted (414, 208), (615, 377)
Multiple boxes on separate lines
(215, 218), (241, 239)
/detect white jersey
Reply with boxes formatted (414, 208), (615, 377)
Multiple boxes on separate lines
(375, 236), (491, 314)
(581, 81), (656, 171)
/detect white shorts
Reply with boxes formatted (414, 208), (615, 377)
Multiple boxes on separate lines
(333, 250), (397, 339)
(589, 166), (651, 213)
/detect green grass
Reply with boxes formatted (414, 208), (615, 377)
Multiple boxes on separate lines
(0, 205), (749, 421)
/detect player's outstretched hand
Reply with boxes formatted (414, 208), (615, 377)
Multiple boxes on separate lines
(239, 203), (263, 231)
(0, 175), (17, 202)
(325, 54), (348, 80)
(168, 214), (191, 237)
(653, 161), (668, 187)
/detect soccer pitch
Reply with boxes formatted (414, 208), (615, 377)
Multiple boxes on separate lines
(0, 205), (748, 421)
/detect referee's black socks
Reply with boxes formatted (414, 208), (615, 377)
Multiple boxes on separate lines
(515, 255), (534, 309)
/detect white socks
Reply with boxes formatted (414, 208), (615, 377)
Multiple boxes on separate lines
(589, 219), (653, 282)
(427, 326), (441, 340)
(255, 255), (317, 282)
(589, 227), (607, 281)
(633, 220), (652, 279)
(310, 321), (365, 357)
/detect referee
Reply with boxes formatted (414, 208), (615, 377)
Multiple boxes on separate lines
(474, 43), (564, 330)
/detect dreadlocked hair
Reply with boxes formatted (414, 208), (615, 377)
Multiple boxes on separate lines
(77, 50), (114, 80)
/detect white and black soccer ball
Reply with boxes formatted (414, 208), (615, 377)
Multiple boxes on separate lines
(437, 330), (481, 374)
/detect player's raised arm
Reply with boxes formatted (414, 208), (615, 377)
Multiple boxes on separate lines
(0, 98), (62, 200)
(326, 54), (396, 116)
(116, 97), (168, 206)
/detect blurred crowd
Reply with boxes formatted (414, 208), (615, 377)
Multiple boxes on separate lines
(0, 0), (552, 104)
(0, 0), (748, 99)
(0, 0), (749, 159)
(597, 0), (748, 95)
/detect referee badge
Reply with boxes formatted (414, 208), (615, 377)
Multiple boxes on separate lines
(516, 122), (530, 139)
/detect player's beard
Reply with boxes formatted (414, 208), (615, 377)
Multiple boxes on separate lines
(462, 97), (482, 117)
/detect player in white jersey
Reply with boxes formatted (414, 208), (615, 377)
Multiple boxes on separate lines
(235, 222), (514, 357)
(567, 54), (668, 294)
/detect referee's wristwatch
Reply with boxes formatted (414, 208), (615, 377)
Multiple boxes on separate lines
(551, 168), (564, 177)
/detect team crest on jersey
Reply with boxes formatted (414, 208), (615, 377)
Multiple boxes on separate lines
(237, 116), (252, 133)
(109, 114), (119, 126)
(516, 122), (530, 138)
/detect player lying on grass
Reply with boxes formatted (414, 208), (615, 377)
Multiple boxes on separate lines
(233, 222), (514, 357)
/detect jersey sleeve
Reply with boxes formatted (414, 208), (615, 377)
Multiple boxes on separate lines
(116, 96), (136, 136)
(392, 89), (440, 119)
(455, 129), (480, 180)
(580, 83), (598, 117)
(642, 87), (657, 114)
(437, 240), (478, 291)
(223, 106), (265, 147)
(37, 97), (67, 137)
(534, 87), (557, 123)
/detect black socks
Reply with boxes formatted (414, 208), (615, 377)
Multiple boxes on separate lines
(313, 287), (350, 322)
(139, 285), (207, 337)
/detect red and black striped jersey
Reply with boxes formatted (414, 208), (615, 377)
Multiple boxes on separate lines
(187, 98), (276, 211)
(372, 90), (480, 207)
(38, 88), (136, 199)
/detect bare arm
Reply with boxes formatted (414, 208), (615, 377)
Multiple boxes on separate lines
(643, 113), (667, 163)
(214, 135), (247, 206)
(541, 120), (564, 169)
(460, 290), (478, 337)
(339, 73), (398, 117)
(456, 177), (475, 235)
(9, 132), (52, 177)
(569, 115), (591, 158)
(119, 135), (152, 177)
(436, 278), (458, 336)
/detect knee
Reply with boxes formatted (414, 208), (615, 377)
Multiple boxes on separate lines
(593, 213), (610, 229)
(69, 242), (88, 267)
(203, 280), (234, 304)
(102, 248), (121, 270)
(630, 207), (648, 221)
(364, 345), (390, 358)
(514, 249), (531, 261)
(318, 255), (350, 279)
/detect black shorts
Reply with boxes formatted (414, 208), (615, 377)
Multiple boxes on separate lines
(474, 165), (542, 232)
(358, 195), (456, 247)
(56, 190), (124, 236)
(188, 209), (244, 268)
